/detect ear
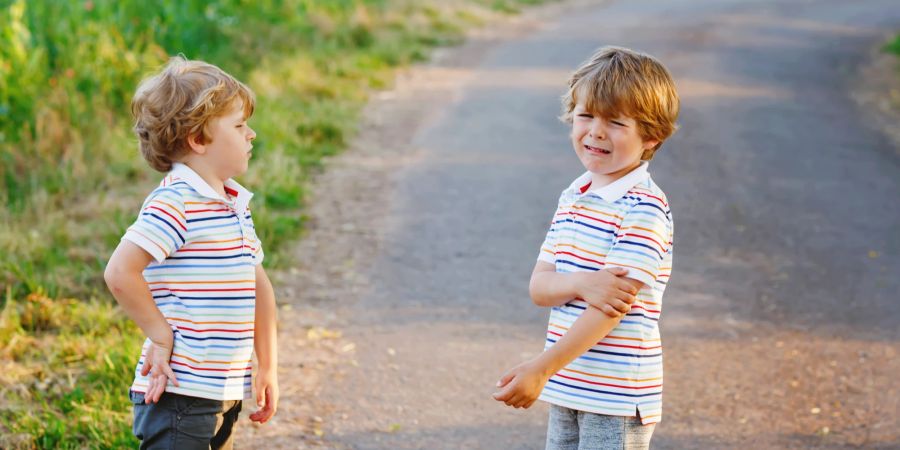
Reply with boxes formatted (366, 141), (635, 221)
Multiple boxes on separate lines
(642, 139), (660, 151)
(186, 133), (207, 155)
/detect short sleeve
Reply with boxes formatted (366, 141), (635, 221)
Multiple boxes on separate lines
(243, 209), (264, 266)
(122, 187), (187, 263)
(603, 196), (672, 287)
(537, 204), (565, 264)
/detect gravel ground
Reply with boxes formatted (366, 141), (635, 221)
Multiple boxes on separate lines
(238, 1), (900, 448)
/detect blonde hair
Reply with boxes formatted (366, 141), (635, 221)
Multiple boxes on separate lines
(131, 56), (255, 172)
(561, 46), (679, 160)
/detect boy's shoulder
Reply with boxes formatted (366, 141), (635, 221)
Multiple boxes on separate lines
(555, 168), (671, 216)
(139, 174), (190, 205)
(625, 175), (670, 213)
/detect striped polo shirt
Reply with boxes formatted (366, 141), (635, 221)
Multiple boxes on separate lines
(122, 162), (263, 401)
(536, 162), (673, 425)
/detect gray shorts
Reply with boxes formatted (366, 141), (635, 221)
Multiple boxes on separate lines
(130, 390), (242, 450)
(546, 404), (655, 450)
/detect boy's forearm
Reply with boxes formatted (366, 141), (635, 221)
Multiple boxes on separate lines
(530, 271), (582, 307)
(532, 307), (622, 377)
(254, 268), (278, 371)
(106, 270), (172, 346)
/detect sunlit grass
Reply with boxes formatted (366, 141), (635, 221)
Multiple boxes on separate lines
(1, 0), (553, 447)
(0, 291), (143, 449)
(885, 33), (900, 57)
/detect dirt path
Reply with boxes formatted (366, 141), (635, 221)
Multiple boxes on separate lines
(235, 2), (597, 447)
(239, 1), (900, 448)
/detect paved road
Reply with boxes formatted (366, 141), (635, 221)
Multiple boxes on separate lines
(314, 1), (900, 448)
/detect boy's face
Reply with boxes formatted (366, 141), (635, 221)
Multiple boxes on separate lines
(203, 101), (256, 180)
(570, 102), (658, 184)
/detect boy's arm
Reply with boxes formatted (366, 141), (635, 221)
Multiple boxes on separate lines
(493, 276), (644, 409)
(530, 261), (637, 316)
(249, 264), (279, 424)
(104, 240), (179, 403)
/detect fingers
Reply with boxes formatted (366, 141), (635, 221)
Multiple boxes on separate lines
(595, 299), (629, 316)
(140, 347), (153, 377)
(263, 387), (277, 422)
(492, 384), (514, 402)
(249, 403), (273, 423)
(145, 374), (162, 404)
(617, 280), (638, 295)
(509, 393), (538, 409)
(606, 267), (628, 276)
(599, 304), (621, 318)
(144, 377), (156, 404)
(610, 300), (631, 315)
(140, 358), (152, 377)
(496, 370), (515, 388)
(253, 386), (278, 423)
(492, 383), (535, 408)
(144, 364), (176, 404)
(162, 363), (179, 388)
(266, 385), (278, 418)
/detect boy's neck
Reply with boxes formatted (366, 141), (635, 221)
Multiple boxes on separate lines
(182, 160), (228, 199)
(590, 161), (643, 188)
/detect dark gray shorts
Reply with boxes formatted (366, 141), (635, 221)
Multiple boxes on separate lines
(130, 390), (242, 450)
(546, 404), (655, 450)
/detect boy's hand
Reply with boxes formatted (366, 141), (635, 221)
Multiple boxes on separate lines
(140, 337), (179, 404)
(575, 267), (638, 317)
(491, 359), (549, 409)
(249, 368), (279, 424)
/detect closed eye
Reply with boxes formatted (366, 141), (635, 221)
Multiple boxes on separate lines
(577, 113), (593, 119)
(610, 120), (626, 127)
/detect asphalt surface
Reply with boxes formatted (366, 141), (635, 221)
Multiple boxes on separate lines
(304, 1), (900, 448)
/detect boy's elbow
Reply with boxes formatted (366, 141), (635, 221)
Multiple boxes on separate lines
(529, 284), (547, 307)
(104, 263), (133, 295)
(103, 264), (121, 292)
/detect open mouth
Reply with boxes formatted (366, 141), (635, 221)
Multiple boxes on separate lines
(584, 144), (611, 155)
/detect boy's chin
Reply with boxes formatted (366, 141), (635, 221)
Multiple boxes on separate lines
(223, 167), (248, 180)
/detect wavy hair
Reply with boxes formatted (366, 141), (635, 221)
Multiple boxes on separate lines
(561, 46), (679, 160)
(131, 56), (255, 172)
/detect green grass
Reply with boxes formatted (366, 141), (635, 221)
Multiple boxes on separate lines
(1, 290), (143, 449)
(0, 0), (553, 448)
(885, 33), (900, 57)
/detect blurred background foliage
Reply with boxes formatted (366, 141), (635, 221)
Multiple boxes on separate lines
(0, 0), (546, 447)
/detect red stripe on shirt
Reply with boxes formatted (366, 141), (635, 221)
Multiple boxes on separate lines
(147, 205), (187, 231)
(170, 360), (252, 372)
(555, 372), (663, 390)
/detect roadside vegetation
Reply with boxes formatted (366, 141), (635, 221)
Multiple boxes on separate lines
(885, 33), (900, 57)
(0, 0), (548, 447)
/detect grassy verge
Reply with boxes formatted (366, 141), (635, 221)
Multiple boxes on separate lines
(1, 291), (143, 449)
(885, 33), (900, 57)
(0, 0), (552, 448)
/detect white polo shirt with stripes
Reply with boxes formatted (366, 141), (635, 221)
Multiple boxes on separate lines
(536, 162), (674, 424)
(122, 162), (263, 401)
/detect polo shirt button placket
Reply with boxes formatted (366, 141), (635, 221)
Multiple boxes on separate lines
(229, 201), (247, 254)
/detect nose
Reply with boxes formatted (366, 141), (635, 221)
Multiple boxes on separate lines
(247, 126), (257, 141)
(589, 119), (606, 140)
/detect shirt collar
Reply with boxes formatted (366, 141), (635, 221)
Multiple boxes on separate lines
(566, 162), (650, 203)
(170, 162), (254, 212)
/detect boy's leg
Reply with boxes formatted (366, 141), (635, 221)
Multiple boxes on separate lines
(131, 390), (242, 450)
(576, 412), (655, 450)
(209, 399), (242, 450)
(546, 404), (580, 450)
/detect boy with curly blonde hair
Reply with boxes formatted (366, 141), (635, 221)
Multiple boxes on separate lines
(104, 56), (278, 449)
(493, 46), (679, 449)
